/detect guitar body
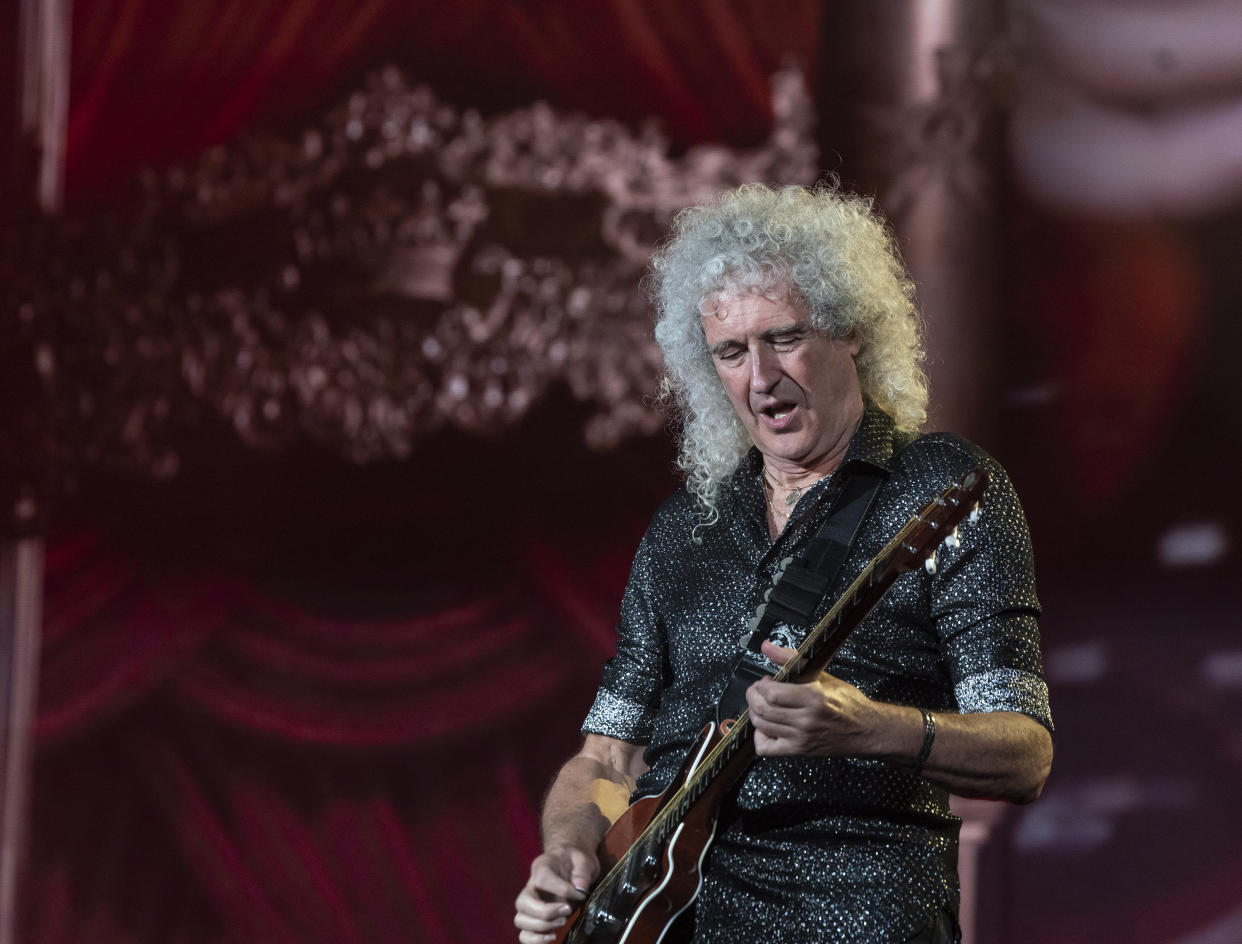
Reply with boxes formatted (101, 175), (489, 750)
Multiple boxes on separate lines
(555, 723), (728, 944)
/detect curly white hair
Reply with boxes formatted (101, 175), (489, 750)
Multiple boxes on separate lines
(650, 183), (928, 523)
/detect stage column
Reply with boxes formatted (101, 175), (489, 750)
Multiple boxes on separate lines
(819, 0), (1006, 441)
(952, 795), (1011, 944)
(0, 515), (43, 944)
(1, 2), (69, 942)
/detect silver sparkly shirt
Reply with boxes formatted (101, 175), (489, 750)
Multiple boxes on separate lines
(582, 407), (1052, 943)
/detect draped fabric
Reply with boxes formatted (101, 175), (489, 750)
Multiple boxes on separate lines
(64, 0), (819, 203)
(30, 508), (644, 943)
(25, 390), (677, 943)
(36, 531), (611, 750)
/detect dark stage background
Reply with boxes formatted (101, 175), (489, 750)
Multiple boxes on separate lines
(5, 2), (1242, 943)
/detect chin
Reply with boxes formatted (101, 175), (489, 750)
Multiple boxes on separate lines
(758, 438), (811, 463)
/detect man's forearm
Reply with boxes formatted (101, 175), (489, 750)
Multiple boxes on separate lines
(540, 756), (633, 852)
(748, 656), (1053, 802)
(540, 735), (648, 852)
(871, 704), (1053, 804)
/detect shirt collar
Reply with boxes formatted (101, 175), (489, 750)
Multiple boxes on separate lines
(837, 402), (898, 474)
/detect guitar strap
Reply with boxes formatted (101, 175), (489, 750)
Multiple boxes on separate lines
(715, 463), (888, 725)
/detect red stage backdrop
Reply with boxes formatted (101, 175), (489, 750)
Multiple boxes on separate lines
(16, 3), (1242, 943)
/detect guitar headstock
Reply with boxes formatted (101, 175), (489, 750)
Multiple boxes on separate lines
(888, 467), (990, 576)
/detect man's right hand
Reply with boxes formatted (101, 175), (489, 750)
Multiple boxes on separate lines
(513, 846), (599, 943)
(516, 735), (645, 942)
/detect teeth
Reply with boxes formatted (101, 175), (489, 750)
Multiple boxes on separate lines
(771, 408), (791, 419)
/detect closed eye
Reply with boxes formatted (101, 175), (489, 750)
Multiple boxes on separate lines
(767, 330), (805, 351)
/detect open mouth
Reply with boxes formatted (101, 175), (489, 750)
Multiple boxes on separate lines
(759, 403), (796, 425)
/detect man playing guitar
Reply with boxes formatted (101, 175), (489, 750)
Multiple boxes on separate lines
(514, 184), (1053, 944)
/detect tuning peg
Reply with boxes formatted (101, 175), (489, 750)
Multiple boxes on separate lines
(945, 527), (960, 549)
(924, 553), (938, 575)
(968, 503), (981, 523)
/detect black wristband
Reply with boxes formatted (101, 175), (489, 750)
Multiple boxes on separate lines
(913, 708), (936, 777)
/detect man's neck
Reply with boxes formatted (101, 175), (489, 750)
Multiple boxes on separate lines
(761, 409), (863, 489)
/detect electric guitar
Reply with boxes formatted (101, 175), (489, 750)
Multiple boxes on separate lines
(550, 466), (991, 944)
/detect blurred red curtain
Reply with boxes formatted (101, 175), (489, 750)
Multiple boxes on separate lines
(29, 522), (634, 943)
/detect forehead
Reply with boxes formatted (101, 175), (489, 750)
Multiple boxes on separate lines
(700, 278), (804, 316)
(699, 289), (810, 341)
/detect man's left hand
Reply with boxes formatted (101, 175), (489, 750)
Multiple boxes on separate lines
(746, 640), (894, 757)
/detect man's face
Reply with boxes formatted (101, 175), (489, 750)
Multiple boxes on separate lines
(701, 290), (863, 474)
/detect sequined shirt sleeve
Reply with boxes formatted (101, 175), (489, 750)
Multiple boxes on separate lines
(909, 434), (1052, 731)
(581, 521), (669, 743)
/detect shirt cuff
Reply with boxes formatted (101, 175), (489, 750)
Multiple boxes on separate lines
(954, 667), (1054, 732)
(581, 688), (655, 742)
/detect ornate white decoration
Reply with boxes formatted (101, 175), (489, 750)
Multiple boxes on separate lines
(8, 65), (817, 481)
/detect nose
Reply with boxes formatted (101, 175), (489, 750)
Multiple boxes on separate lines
(749, 345), (780, 393)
